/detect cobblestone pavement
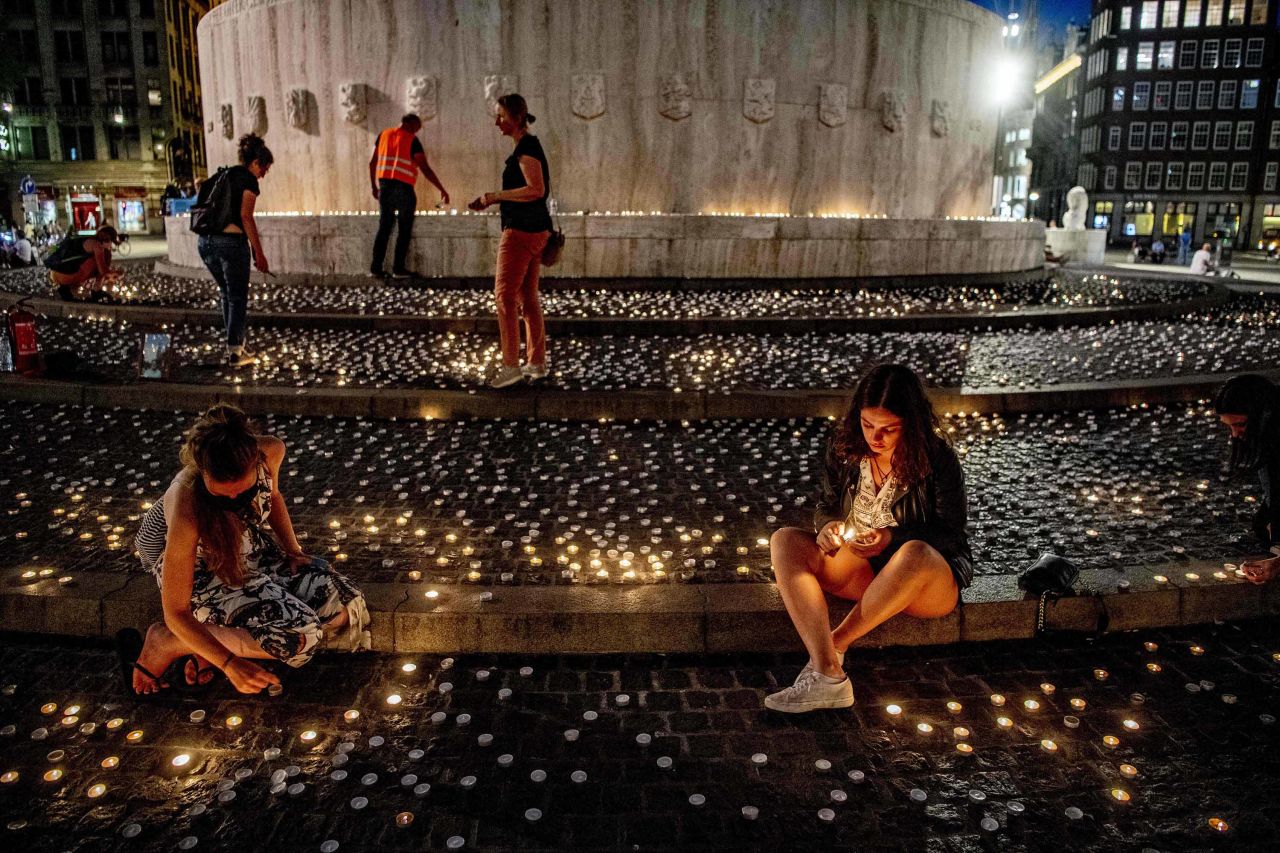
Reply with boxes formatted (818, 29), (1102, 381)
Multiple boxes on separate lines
(0, 403), (1263, 586)
(0, 268), (1214, 319)
(28, 292), (1279, 391)
(0, 620), (1276, 851)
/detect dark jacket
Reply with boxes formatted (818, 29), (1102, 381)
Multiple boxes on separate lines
(813, 436), (973, 588)
(1252, 447), (1279, 551)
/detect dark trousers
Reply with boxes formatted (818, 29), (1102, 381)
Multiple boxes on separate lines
(371, 178), (416, 273)
(197, 233), (251, 349)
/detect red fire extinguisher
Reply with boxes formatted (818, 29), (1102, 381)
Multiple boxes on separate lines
(6, 299), (40, 376)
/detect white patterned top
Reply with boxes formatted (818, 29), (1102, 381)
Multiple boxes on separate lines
(845, 458), (903, 538)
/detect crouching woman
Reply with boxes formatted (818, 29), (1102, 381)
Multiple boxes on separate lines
(765, 364), (973, 713)
(124, 404), (370, 694)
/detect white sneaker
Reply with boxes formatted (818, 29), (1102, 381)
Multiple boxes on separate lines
(490, 366), (525, 389)
(522, 364), (548, 381)
(764, 668), (854, 713)
(227, 350), (257, 368)
(799, 650), (845, 678)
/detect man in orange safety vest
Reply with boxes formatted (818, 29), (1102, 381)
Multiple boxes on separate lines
(368, 113), (449, 279)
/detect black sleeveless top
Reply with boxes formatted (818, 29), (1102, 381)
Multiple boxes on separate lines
(500, 134), (552, 233)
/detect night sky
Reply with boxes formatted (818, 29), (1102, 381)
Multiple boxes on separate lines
(972, 0), (1094, 45)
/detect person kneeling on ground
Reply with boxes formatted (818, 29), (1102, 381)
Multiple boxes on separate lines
(1189, 242), (1215, 276)
(46, 225), (125, 302)
(1214, 375), (1280, 584)
(764, 363), (972, 713)
(124, 404), (370, 695)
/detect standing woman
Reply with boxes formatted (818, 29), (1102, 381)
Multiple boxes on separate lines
(765, 364), (972, 713)
(198, 134), (272, 368)
(124, 404), (369, 695)
(468, 94), (553, 388)
(1214, 374), (1280, 583)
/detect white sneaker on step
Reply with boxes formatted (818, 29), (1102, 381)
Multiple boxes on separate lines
(490, 366), (525, 389)
(763, 668), (854, 713)
(522, 364), (548, 381)
(799, 650), (845, 678)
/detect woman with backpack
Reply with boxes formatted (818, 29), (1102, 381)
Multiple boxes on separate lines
(46, 225), (125, 302)
(194, 134), (273, 368)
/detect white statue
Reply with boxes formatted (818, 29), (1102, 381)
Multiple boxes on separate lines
(286, 88), (309, 130)
(406, 76), (437, 121)
(339, 82), (367, 125)
(1062, 186), (1088, 230)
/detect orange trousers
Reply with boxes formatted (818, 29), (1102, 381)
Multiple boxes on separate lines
(494, 228), (550, 367)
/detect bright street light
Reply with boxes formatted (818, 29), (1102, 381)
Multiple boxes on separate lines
(988, 54), (1026, 107)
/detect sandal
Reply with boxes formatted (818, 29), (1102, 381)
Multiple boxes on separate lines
(114, 628), (168, 697)
(182, 656), (219, 688)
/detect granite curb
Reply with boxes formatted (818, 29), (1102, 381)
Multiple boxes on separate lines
(1, 560), (1267, 653)
(0, 281), (1230, 336)
(4, 369), (1279, 421)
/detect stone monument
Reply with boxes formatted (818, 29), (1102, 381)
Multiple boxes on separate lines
(1046, 185), (1106, 265)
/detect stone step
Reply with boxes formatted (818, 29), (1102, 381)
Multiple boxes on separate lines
(2, 562), (1268, 654)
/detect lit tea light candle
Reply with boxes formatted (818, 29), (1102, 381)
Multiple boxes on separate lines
(1110, 788), (1130, 802)
(226, 715), (243, 729)
(955, 742), (973, 754)
(125, 730), (144, 743)
(1023, 700), (1040, 712)
(44, 769), (63, 782)
(171, 753), (191, 768)
(1153, 575), (1168, 583)
(953, 726), (970, 739)
(401, 663), (417, 673)
(395, 812), (414, 828)
(1209, 817), (1229, 832)
(86, 783), (107, 798)
(386, 694), (402, 706)
(1093, 669), (1109, 681)
(1190, 645), (1204, 655)
(1070, 698), (1087, 711)
(916, 723), (933, 734)
(946, 701), (962, 713)
(1122, 719), (1140, 731)
(1119, 763), (1138, 778)
(1040, 739), (1057, 752)
(1146, 663), (1162, 673)
(1143, 641), (1158, 652)
(1102, 735), (1120, 749)
(101, 757), (119, 769)
(425, 590), (439, 599)
(300, 730), (318, 743)
(996, 717), (1013, 729)
(40, 703), (57, 715)
(1039, 683), (1056, 695)
(989, 694), (1006, 707)
(467, 571), (481, 581)
(106, 718), (124, 730)
(0, 771), (17, 784)
(407, 571), (422, 582)
(885, 704), (902, 716)
(1185, 573), (1200, 581)
(343, 710), (360, 723)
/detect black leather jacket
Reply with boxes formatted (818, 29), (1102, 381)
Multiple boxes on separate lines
(813, 436), (974, 588)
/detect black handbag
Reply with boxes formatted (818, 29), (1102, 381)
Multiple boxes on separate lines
(188, 167), (236, 236)
(1017, 553), (1079, 597)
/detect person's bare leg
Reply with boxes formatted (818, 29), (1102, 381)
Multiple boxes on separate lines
(770, 528), (869, 679)
(832, 541), (958, 652)
(133, 622), (185, 694)
(323, 608), (350, 631)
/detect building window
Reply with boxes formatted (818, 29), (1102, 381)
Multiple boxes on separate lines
(1110, 125), (1123, 149)
(1197, 80), (1215, 109)
(106, 125), (141, 160)
(1175, 80), (1194, 108)
(1206, 0), (1224, 25)
(1270, 120), (1280, 148)
(1241, 79), (1261, 108)
(1141, 0), (1159, 27)
(51, 0), (82, 15)
(1209, 161), (1228, 189)
(1105, 165), (1119, 190)
(1167, 162), (1186, 189)
(1117, 46), (1129, 70)
(1214, 120), (1233, 148)
(1265, 162), (1278, 191)
(1137, 41), (1155, 69)
(1125, 161), (1144, 189)
(101, 32), (131, 65)
(58, 77), (90, 105)
(142, 32), (159, 66)
(1158, 41), (1176, 69)
(1130, 121), (1149, 149)
(13, 125), (50, 160)
(1150, 121), (1169, 149)
(1236, 120), (1255, 148)
(1188, 161), (1207, 189)
(1076, 165), (1097, 191)
(1227, 0), (1244, 24)
(11, 29), (39, 63)
(59, 124), (95, 160)
(1145, 161), (1164, 189)
(1193, 120), (1212, 148)
(1172, 121), (1190, 148)
(1154, 81), (1172, 109)
(1164, 0), (1183, 26)
(1252, 0), (1270, 24)
(1245, 37), (1264, 66)
(103, 76), (136, 107)
(1134, 81), (1151, 110)
(101, 0), (128, 16)
(1122, 5), (1134, 28)
(1113, 86), (1128, 110)
(1202, 39), (1220, 67)
(1217, 80), (1238, 110)
(1229, 161), (1248, 190)
(1223, 38), (1242, 68)
(53, 29), (87, 62)
(1179, 41), (1198, 68)
(1185, 0), (1203, 25)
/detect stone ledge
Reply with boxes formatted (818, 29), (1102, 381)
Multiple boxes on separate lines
(1, 561), (1263, 653)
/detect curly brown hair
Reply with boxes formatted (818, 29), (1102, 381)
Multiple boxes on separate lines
(178, 404), (261, 587)
(832, 364), (945, 488)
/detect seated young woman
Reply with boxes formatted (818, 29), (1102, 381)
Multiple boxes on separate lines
(1214, 374), (1280, 584)
(765, 363), (973, 713)
(124, 404), (370, 695)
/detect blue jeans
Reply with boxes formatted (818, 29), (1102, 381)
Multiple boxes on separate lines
(197, 233), (251, 350)
(371, 178), (416, 273)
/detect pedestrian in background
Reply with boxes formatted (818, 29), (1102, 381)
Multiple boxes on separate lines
(368, 113), (449, 279)
(468, 93), (553, 389)
(1178, 228), (1192, 264)
(195, 133), (273, 368)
